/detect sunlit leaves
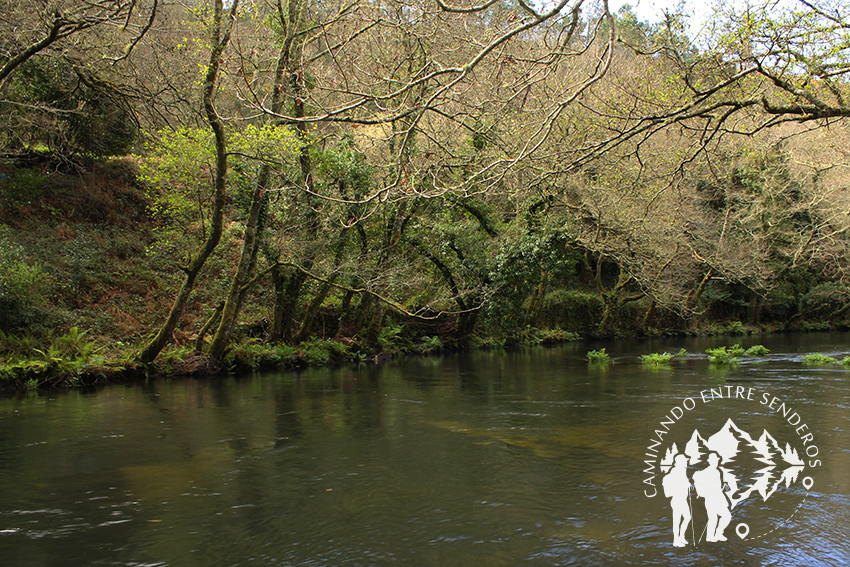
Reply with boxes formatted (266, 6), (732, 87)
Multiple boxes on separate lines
(139, 124), (302, 258)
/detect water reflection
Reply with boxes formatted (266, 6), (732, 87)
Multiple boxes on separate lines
(0, 333), (848, 566)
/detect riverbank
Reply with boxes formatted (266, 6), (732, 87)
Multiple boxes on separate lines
(1, 322), (839, 392)
(0, 324), (578, 391)
(2, 154), (850, 392)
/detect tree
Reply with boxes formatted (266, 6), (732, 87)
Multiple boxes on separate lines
(137, 0), (239, 364)
(0, 0), (159, 156)
(570, 0), (850, 171)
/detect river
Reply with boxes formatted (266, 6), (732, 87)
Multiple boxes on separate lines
(1, 332), (848, 566)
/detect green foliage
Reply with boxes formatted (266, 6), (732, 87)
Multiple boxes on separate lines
(706, 321), (747, 336)
(800, 283), (850, 320)
(299, 338), (350, 366)
(314, 143), (374, 199)
(521, 327), (580, 345)
(158, 344), (200, 372)
(0, 168), (46, 210)
(640, 352), (675, 365)
(704, 343), (768, 365)
(0, 326), (104, 388)
(726, 321), (747, 336)
(587, 348), (611, 363)
(538, 289), (604, 333)
(0, 226), (47, 331)
(744, 345), (770, 356)
(706, 346), (738, 365)
(221, 337), (363, 370)
(483, 226), (580, 337)
(59, 235), (107, 302)
(140, 124), (302, 258)
(470, 335), (507, 350)
(728, 344), (746, 357)
(802, 353), (839, 365)
(55, 326), (99, 358)
(677, 348), (688, 357)
(10, 59), (138, 156)
(417, 335), (443, 355)
(223, 340), (298, 369)
(140, 127), (222, 264)
(377, 319), (406, 352)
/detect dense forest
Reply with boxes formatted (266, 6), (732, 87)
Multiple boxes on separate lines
(2, 0), (850, 387)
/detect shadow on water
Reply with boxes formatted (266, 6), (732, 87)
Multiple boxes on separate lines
(0, 332), (849, 566)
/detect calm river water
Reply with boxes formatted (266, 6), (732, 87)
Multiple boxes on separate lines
(1, 333), (849, 566)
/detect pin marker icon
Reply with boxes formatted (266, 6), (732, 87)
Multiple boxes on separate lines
(736, 523), (749, 539)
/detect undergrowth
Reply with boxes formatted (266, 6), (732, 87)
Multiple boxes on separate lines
(0, 326), (115, 388)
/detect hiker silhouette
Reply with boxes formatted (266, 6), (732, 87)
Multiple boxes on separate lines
(692, 452), (732, 542)
(661, 453), (692, 547)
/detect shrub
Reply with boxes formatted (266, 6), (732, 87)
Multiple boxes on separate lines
(299, 338), (350, 366)
(744, 345), (770, 356)
(587, 348), (611, 363)
(223, 340), (298, 369)
(377, 320), (406, 352)
(535, 327), (580, 343)
(13, 59), (138, 157)
(802, 353), (839, 365)
(800, 284), (850, 318)
(706, 346), (738, 365)
(728, 344), (746, 357)
(0, 168), (46, 210)
(539, 289), (604, 333)
(640, 352), (675, 365)
(706, 320), (748, 336)
(726, 321), (747, 336)
(417, 335), (443, 355)
(0, 227), (48, 331)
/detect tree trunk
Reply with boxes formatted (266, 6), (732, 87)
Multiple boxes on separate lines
(686, 269), (713, 311)
(207, 0), (308, 357)
(363, 200), (412, 346)
(207, 168), (269, 359)
(297, 229), (349, 342)
(270, 265), (288, 342)
(279, 272), (309, 343)
(597, 270), (643, 337)
(137, 0), (238, 364)
(641, 298), (657, 331)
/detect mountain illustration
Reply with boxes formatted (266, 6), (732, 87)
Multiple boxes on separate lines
(738, 466), (779, 502)
(684, 430), (712, 465)
(660, 419), (806, 508)
(777, 440), (804, 467)
(705, 418), (745, 463)
(659, 443), (679, 474)
(779, 465), (804, 488)
(751, 430), (779, 466)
